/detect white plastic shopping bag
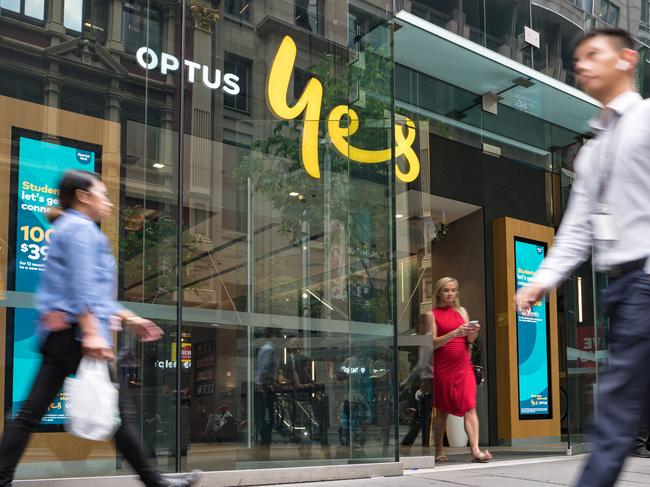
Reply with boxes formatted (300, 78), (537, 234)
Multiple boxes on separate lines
(64, 357), (121, 441)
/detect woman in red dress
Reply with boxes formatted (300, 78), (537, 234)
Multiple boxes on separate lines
(432, 277), (491, 463)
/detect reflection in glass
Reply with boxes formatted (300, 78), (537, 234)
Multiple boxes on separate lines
(1, 0), (21, 13)
(64, 0), (107, 41)
(24, 0), (44, 19)
(123, 1), (162, 54)
(295, 0), (323, 35)
(224, 54), (252, 113)
(64, 0), (83, 31)
(225, 0), (251, 21)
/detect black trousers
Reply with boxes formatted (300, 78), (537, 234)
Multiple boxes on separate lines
(401, 378), (433, 447)
(578, 270), (650, 487)
(401, 392), (433, 447)
(254, 388), (275, 445)
(633, 408), (650, 450)
(0, 328), (166, 487)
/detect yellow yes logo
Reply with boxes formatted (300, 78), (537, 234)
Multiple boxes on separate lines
(267, 36), (421, 183)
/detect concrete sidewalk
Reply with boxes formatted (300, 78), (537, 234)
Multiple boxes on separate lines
(271, 455), (650, 486)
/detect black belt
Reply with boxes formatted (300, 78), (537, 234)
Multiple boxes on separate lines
(606, 258), (647, 279)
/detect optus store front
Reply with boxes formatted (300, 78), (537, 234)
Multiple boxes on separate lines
(0, 0), (416, 483)
(0, 0), (607, 483)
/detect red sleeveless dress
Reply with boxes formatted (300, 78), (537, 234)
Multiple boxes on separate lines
(433, 306), (476, 416)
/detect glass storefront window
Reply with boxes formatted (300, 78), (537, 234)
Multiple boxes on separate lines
(0, 0), (635, 480)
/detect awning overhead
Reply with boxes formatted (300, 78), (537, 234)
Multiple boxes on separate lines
(393, 11), (600, 152)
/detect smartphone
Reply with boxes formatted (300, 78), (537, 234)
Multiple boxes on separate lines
(468, 320), (479, 330)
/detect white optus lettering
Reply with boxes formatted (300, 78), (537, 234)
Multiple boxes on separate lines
(223, 73), (241, 95)
(185, 60), (201, 83)
(202, 66), (221, 89)
(161, 52), (180, 74)
(136, 47), (158, 70)
(136, 47), (241, 95)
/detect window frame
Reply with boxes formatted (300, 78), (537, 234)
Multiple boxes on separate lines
(294, 0), (325, 36)
(571, 0), (619, 26)
(122, 0), (164, 55)
(0, 0), (47, 25)
(224, 0), (251, 23)
(63, 0), (107, 43)
(224, 53), (253, 114)
(594, 0), (619, 26)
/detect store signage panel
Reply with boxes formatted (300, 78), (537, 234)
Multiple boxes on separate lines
(135, 47), (241, 94)
(134, 36), (422, 183)
(514, 237), (552, 419)
(8, 129), (100, 426)
(267, 36), (421, 183)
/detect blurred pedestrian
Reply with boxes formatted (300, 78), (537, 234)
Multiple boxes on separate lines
(254, 327), (279, 458)
(517, 27), (650, 487)
(0, 170), (201, 487)
(400, 314), (434, 448)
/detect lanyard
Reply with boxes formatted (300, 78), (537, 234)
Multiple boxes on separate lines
(596, 112), (624, 210)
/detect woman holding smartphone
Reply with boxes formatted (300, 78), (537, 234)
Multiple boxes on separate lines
(0, 170), (201, 487)
(432, 276), (491, 463)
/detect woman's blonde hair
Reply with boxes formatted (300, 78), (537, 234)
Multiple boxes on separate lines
(433, 277), (461, 308)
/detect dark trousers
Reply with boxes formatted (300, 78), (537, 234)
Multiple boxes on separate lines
(401, 392), (433, 447)
(0, 329), (166, 487)
(254, 388), (275, 444)
(633, 406), (650, 450)
(401, 378), (433, 447)
(578, 270), (650, 487)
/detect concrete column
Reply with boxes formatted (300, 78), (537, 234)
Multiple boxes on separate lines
(163, 3), (178, 54)
(106, 0), (125, 51)
(163, 102), (174, 130)
(44, 67), (62, 108)
(106, 80), (122, 123)
(46, 0), (66, 37)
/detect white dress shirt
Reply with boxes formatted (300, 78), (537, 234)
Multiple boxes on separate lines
(534, 91), (650, 289)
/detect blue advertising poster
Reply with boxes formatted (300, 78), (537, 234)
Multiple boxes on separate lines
(514, 238), (552, 419)
(9, 132), (97, 425)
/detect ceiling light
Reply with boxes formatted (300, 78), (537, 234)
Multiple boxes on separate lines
(153, 163), (165, 169)
(289, 192), (300, 197)
(395, 214), (404, 219)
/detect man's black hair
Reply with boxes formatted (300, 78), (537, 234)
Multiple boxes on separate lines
(573, 27), (635, 53)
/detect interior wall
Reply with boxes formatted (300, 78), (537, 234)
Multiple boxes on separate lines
(430, 208), (488, 445)
(429, 131), (551, 444)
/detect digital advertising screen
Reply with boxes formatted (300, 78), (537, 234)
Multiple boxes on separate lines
(6, 128), (101, 428)
(514, 237), (552, 419)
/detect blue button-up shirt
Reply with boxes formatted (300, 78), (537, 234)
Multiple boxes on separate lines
(34, 209), (124, 346)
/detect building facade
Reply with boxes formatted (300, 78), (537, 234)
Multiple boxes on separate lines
(0, 0), (644, 482)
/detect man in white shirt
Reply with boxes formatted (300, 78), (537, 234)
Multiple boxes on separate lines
(517, 27), (650, 487)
